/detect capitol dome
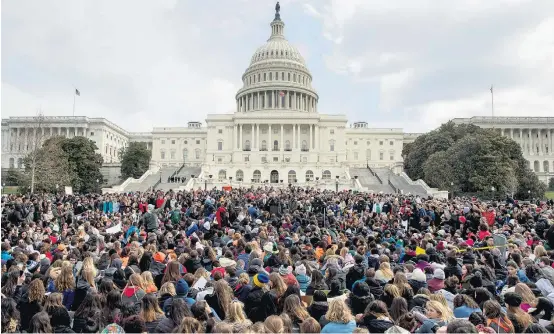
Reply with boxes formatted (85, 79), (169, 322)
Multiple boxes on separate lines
(235, 2), (318, 113)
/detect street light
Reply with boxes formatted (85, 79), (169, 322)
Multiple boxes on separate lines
(528, 189), (531, 199)
(491, 186), (495, 200)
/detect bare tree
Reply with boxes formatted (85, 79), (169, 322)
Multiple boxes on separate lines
(29, 110), (46, 194)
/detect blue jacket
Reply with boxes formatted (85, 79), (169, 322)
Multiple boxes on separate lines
(453, 305), (481, 318)
(295, 274), (310, 293)
(1, 250), (13, 262)
(321, 320), (356, 333)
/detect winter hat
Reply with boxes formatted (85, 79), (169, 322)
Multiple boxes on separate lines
(153, 252), (166, 263)
(411, 268), (426, 282)
(295, 264), (307, 276)
(203, 221), (211, 230)
(279, 265), (291, 276)
(101, 323), (125, 334)
(175, 279), (189, 296)
(250, 258), (263, 268)
(220, 257), (236, 268)
(433, 268), (445, 280)
(253, 273), (269, 288)
(264, 242), (278, 254)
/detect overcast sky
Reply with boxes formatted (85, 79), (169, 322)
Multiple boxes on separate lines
(2, 0), (553, 133)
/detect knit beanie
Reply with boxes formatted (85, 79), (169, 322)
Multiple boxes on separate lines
(295, 264), (307, 276)
(253, 273), (269, 288)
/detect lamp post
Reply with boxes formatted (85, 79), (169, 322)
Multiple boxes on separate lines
(450, 182), (454, 199)
(491, 186), (495, 200)
(528, 189), (531, 199)
(96, 179), (100, 192)
(336, 175), (339, 192)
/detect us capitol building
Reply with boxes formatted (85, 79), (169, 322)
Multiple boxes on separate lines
(2, 4), (553, 194)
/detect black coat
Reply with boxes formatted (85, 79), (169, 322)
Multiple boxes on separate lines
(71, 277), (91, 311)
(154, 318), (178, 333)
(244, 286), (265, 317)
(444, 264), (463, 281)
(348, 294), (373, 315)
(362, 315), (394, 333)
(346, 264), (365, 290)
(184, 258), (202, 274)
(308, 301), (329, 323)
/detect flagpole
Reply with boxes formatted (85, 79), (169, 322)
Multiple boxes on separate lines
(491, 85), (494, 129)
(73, 93), (76, 118)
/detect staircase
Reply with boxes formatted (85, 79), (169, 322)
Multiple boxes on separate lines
(349, 168), (395, 193)
(153, 166), (202, 191)
(123, 173), (160, 192)
(372, 168), (428, 196)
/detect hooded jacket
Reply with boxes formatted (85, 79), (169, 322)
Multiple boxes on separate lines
(346, 263), (365, 290)
(71, 276), (91, 311)
(121, 286), (146, 306)
(362, 314), (394, 333)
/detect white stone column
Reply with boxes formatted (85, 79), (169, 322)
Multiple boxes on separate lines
(537, 129), (544, 155)
(251, 124), (255, 149)
(519, 129), (523, 148)
(293, 124), (296, 150)
(530, 129), (534, 155)
(297, 125), (300, 149)
(510, 128), (513, 139)
(239, 124), (243, 150)
(280, 124), (284, 151)
(551, 129), (553, 155)
(268, 124), (272, 150)
(309, 124), (313, 150)
(315, 125), (319, 150)
(233, 125), (237, 149)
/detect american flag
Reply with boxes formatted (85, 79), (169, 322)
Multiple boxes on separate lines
(279, 91), (285, 97)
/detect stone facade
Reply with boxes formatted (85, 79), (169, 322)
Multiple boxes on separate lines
(452, 116), (554, 183)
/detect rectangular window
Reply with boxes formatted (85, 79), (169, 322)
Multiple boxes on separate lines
(288, 73), (291, 81)
(281, 72), (284, 80)
(262, 156), (267, 162)
(171, 140), (175, 144)
(379, 141), (383, 146)
(330, 144), (334, 152)
(195, 150), (200, 159)
(258, 73), (260, 81)
(389, 140), (393, 146)
(379, 152), (384, 160)
(161, 140), (165, 144)
(170, 151), (175, 159)
(354, 152), (358, 160)
(217, 142), (222, 151)
(264, 73), (266, 81)
(244, 155), (250, 162)
(330, 129), (334, 135)
(218, 157), (222, 163)
(269, 72), (272, 80)
(90, 132), (94, 136)
(218, 129), (223, 134)
(273, 128), (278, 134)
(354, 141), (357, 145)
(196, 140), (200, 144)
(161, 151), (165, 159)
(390, 153), (394, 160)
(273, 157), (279, 162)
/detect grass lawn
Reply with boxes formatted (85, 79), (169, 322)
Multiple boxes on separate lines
(546, 191), (554, 200)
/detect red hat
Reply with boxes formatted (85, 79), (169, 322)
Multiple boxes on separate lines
(459, 216), (467, 224)
(153, 252), (166, 263)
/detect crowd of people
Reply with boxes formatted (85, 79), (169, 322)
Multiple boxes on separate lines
(2, 186), (554, 333)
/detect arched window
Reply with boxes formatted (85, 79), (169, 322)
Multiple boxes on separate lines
(9, 158), (14, 169)
(195, 149), (201, 159)
(17, 158), (23, 168)
(253, 170), (261, 182)
(322, 170), (331, 180)
(160, 150), (166, 159)
(245, 140), (251, 150)
(305, 170), (314, 182)
(285, 140), (291, 150)
(218, 169), (227, 181)
(366, 149), (371, 160)
(288, 170), (296, 183)
(389, 150), (395, 161)
(261, 140), (267, 151)
(329, 140), (335, 152)
(543, 161), (549, 173)
(302, 140), (308, 151)
(236, 170), (244, 181)
(183, 149), (188, 159)
(273, 140), (279, 151)
(534, 160), (540, 172)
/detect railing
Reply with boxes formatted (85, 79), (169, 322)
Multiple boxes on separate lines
(260, 148), (268, 151)
(284, 148), (292, 151)
(367, 166), (382, 184)
(388, 180), (398, 193)
(243, 148), (251, 151)
(301, 148), (309, 152)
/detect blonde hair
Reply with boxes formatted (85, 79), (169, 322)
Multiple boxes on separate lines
(299, 317), (321, 333)
(141, 271), (155, 286)
(429, 293), (448, 308)
(283, 294), (310, 322)
(159, 282), (176, 296)
(81, 257), (97, 277)
(269, 273), (287, 298)
(238, 272), (250, 285)
(384, 284), (401, 298)
(378, 262), (394, 280)
(227, 300), (248, 323)
(534, 245), (547, 258)
(175, 317), (202, 333)
(55, 266), (75, 292)
(264, 315), (284, 333)
(325, 299), (354, 323)
(426, 300), (454, 321)
(514, 283), (536, 304)
(128, 273), (145, 290)
(81, 269), (96, 289)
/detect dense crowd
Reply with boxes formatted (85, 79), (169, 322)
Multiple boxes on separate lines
(2, 187), (554, 334)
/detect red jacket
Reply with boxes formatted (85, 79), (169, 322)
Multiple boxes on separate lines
(216, 207), (226, 228)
